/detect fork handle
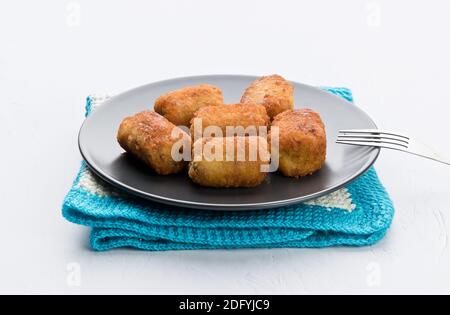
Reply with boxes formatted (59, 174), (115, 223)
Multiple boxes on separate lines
(408, 140), (450, 166)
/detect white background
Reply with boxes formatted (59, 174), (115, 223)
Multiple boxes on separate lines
(1, 0), (449, 295)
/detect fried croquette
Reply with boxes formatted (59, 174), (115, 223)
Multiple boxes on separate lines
(190, 104), (270, 140)
(117, 111), (190, 175)
(154, 84), (224, 127)
(271, 109), (326, 177)
(189, 136), (270, 188)
(241, 75), (294, 119)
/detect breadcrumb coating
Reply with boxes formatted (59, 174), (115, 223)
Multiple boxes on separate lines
(155, 84), (224, 127)
(241, 75), (294, 119)
(189, 136), (269, 188)
(117, 111), (190, 175)
(190, 103), (270, 140)
(271, 109), (326, 177)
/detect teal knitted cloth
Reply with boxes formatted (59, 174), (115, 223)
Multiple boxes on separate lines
(62, 88), (394, 251)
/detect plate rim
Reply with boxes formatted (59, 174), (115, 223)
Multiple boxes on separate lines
(78, 74), (380, 211)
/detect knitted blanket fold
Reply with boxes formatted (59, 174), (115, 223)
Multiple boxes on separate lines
(62, 88), (395, 251)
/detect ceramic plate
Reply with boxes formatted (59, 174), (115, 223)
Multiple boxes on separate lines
(79, 75), (379, 210)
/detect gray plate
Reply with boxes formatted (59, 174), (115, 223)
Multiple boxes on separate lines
(79, 75), (379, 211)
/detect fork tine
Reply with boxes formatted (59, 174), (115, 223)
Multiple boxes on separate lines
(338, 129), (409, 140)
(337, 135), (409, 146)
(336, 137), (409, 148)
(336, 140), (408, 151)
(337, 134), (409, 145)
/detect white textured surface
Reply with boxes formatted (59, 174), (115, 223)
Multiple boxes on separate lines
(1, 0), (450, 295)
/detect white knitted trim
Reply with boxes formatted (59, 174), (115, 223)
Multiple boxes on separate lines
(89, 94), (111, 112)
(81, 94), (356, 212)
(304, 188), (355, 212)
(77, 167), (120, 197)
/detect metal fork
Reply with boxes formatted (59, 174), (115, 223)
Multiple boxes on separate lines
(336, 129), (450, 166)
